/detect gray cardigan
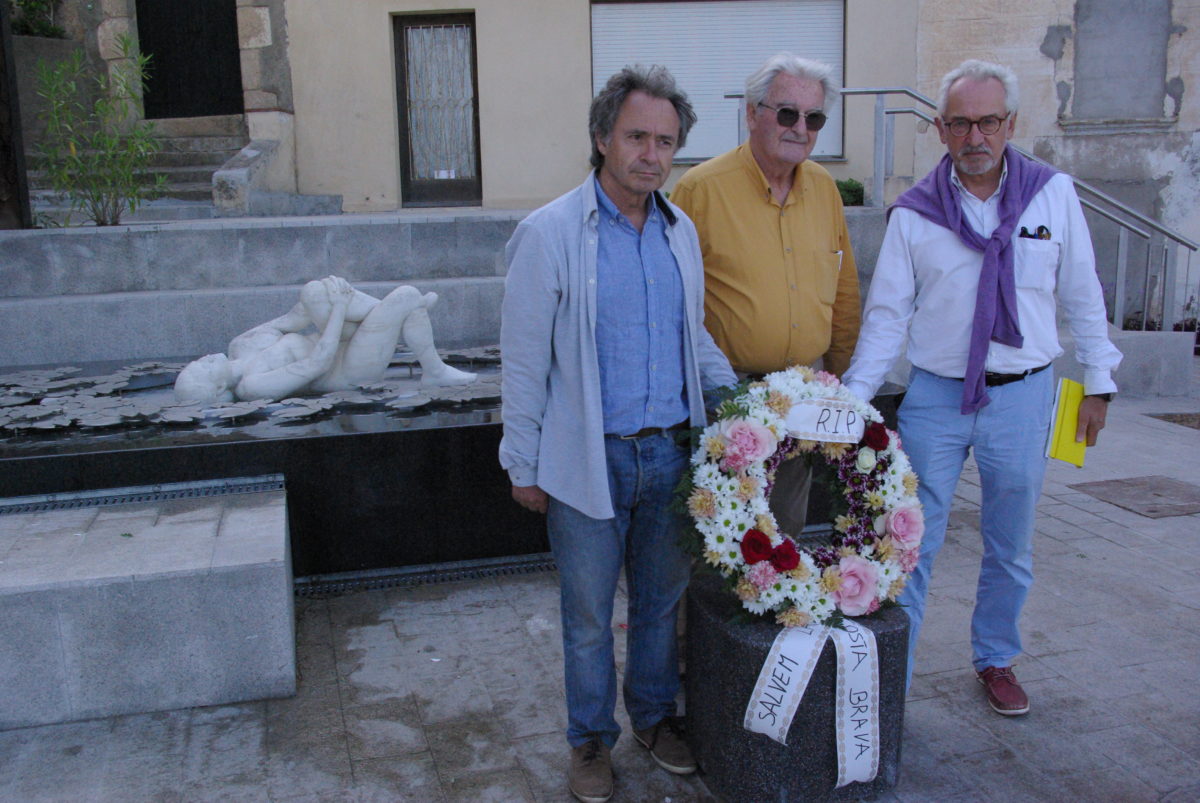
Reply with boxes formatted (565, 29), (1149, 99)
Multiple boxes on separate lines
(499, 173), (736, 520)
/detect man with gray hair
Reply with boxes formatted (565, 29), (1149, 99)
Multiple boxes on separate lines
(500, 65), (735, 801)
(843, 59), (1121, 715)
(672, 52), (861, 536)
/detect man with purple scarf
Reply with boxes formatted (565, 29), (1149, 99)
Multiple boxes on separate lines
(843, 60), (1121, 715)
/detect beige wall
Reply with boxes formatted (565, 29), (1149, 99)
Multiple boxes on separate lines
(287, 0), (921, 211)
(286, 0), (592, 211)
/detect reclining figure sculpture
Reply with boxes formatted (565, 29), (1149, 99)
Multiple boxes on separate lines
(175, 276), (475, 403)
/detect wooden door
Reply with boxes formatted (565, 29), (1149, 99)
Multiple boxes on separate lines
(394, 14), (482, 207)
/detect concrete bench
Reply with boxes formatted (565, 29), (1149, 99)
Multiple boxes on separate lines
(0, 476), (295, 729)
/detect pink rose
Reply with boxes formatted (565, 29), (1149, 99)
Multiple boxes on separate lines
(719, 418), (777, 472)
(813, 370), (839, 387)
(878, 506), (924, 549)
(833, 555), (879, 616)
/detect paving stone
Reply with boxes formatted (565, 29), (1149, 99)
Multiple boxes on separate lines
(295, 598), (333, 646)
(891, 737), (981, 800)
(296, 638), (339, 686)
(1089, 723), (1200, 793)
(343, 697), (427, 759)
(441, 767), (536, 802)
(413, 670), (496, 726)
(352, 753), (445, 802)
(425, 717), (519, 783)
(336, 644), (416, 707)
(486, 677), (565, 740)
(1057, 766), (1157, 802)
(264, 742), (356, 800)
(265, 680), (345, 745)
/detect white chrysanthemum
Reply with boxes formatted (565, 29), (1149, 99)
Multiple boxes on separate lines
(742, 594), (776, 616)
(876, 560), (901, 597)
(693, 463), (723, 490)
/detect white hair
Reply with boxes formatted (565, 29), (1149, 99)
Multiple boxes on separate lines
(936, 59), (1019, 117)
(744, 53), (838, 113)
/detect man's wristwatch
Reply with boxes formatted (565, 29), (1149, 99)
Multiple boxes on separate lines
(1086, 393), (1115, 403)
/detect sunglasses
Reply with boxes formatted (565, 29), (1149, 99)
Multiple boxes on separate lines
(757, 102), (827, 131)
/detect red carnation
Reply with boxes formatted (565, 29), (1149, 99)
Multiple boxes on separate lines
(740, 529), (773, 564)
(862, 421), (890, 451)
(770, 538), (800, 572)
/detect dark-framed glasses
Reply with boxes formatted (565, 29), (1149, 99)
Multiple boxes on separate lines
(757, 102), (827, 131)
(944, 114), (1009, 137)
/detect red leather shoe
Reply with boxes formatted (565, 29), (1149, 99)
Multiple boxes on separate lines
(976, 666), (1029, 716)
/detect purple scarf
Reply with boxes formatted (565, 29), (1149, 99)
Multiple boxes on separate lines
(891, 145), (1056, 413)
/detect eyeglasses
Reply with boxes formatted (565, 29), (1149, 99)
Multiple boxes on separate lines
(943, 114), (1010, 137)
(757, 102), (827, 131)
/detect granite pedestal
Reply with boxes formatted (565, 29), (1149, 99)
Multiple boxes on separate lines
(0, 362), (546, 578)
(0, 476), (295, 729)
(686, 572), (908, 802)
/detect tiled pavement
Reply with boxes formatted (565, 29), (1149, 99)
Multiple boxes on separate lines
(2, 381), (1198, 802)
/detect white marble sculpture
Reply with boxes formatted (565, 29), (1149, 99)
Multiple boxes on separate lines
(174, 276), (475, 403)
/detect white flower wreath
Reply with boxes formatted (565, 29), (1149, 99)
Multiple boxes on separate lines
(680, 366), (925, 626)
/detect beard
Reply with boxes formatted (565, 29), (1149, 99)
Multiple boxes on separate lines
(954, 146), (997, 176)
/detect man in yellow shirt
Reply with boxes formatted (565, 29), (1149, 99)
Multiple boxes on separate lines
(672, 53), (860, 534)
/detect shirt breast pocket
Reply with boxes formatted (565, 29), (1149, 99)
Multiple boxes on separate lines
(812, 249), (843, 305)
(1013, 239), (1059, 294)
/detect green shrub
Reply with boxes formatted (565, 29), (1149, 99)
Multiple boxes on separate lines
(34, 34), (165, 225)
(836, 178), (864, 207)
(10, 0), (65, 38)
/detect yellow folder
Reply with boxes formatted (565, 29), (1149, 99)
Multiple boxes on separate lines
(1045, 378), (1087, 467)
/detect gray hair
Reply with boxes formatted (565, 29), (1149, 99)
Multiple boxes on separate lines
(589, 65), (697, 169)
(744, 53), (838, 113)
(936, 59), (1019, 117)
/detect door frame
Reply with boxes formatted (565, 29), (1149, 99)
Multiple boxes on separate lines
(393, 12), (482, 208)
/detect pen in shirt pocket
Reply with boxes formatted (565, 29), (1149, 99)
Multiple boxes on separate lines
(834, 250), (844, 270)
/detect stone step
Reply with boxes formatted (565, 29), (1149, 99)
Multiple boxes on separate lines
(28, 179), (213, 203)
(146, 114), (247, 138)
(145, 148), (243, 168)
(156, 134), (248, 154)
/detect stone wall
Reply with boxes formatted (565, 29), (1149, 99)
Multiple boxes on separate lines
(914, 0), (1200, 328)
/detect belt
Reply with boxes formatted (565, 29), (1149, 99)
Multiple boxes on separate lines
(983, 363), (1050, 387)
(607, 419), (689, 440)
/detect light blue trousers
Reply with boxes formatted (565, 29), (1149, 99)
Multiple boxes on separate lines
(897, 366), (1054, 682)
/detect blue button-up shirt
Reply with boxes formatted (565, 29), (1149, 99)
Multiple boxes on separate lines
(594, 181), (689, 436)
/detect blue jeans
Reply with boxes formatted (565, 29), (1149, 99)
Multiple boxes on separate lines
(546, 431), (692, 748)
(897, 366), (1054, 683)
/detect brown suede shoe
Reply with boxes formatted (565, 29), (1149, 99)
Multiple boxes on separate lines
(977, 666), (1030, 716)
(633, 716), (697, 775)
(568, 738), (612, 803)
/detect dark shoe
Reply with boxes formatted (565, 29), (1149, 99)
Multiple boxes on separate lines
(976, 666), (1030, 716)
(568, 738), (612, 803)
(633, 716), (697, 775)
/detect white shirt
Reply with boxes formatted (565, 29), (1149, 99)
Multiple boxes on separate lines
(844, 167), (1122, 401)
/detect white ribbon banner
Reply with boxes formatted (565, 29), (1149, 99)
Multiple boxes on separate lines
(784, 398), (866, 444)
(743, 622), (880, 787)
(829, 620), (880, 787)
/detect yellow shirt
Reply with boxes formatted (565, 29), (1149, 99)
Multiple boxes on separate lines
(672, 143), (861, 377)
